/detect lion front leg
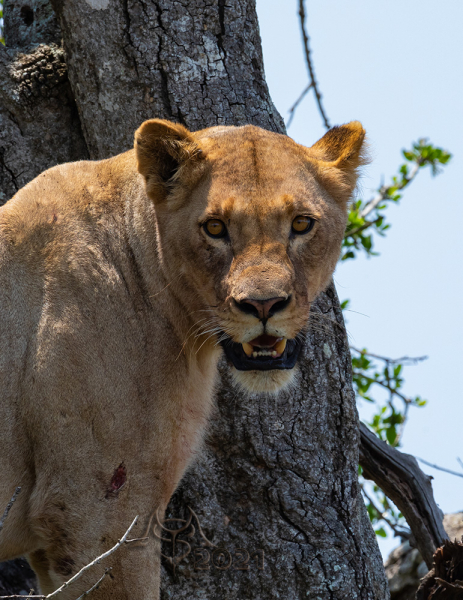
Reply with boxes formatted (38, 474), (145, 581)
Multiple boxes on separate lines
(28, 499), (163, 600)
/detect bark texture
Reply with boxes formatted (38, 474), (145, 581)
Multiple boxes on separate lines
(0, 1), (389, 598)
(163, 289), (388, 599)
(0, 0), (88, 203)
(51, 0), (285, 158)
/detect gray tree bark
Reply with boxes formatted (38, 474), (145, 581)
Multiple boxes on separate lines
(0, 1), (389, 598)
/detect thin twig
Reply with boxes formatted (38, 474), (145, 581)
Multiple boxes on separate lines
(0, 516), (139, 600)
(350, 346), (428, 365)
(457, 457), (463, 471)
(286, 82), (313, 128)
(360, 162), (421, 219)
(353, 371), (410, 405)
(74, 568), (112, 600)
(362, 487), (410, 539)
(298, 0), (330, 130)
(0, 487), (21, 535)
(46, 516), (138, 599)
(416, 458), (463, 479)
(0, 591), (40, 598)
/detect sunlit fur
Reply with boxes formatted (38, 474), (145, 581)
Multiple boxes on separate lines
(135, 120), (367, 394)
(0, 119), (366, 599)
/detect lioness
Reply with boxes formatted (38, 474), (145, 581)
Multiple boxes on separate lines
(0, 119), (365, 598)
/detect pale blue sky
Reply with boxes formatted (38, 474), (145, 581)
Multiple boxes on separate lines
(256, 0), (463, 558)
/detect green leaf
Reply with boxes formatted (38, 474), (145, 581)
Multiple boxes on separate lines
(386, 425), (397, 446)
(340, 299), (350, 310)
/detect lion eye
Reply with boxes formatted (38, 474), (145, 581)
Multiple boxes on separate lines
(291, 216), (314, 235)
(204, 219), (227, 239)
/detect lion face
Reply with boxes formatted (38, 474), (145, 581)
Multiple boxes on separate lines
(135, 120), (366, 393)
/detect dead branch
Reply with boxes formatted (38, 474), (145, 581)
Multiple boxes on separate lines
(74, 568), (111, 600)
(297, 0), (330, 130)
(0, 488), (21, 535)
(359, 422), (448, 568)
(46, 515), (138, 599)
(0, 516), (138, 600)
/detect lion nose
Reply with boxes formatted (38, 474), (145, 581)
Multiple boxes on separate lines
(234, 295), (292, 321)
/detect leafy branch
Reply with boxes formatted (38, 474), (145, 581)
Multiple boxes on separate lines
(339, 140), (451, 539)
(290, 5), (452, 537)
(342, 140), (451, 261)
(351, 344), (428, 538)
(351, 347), (427, 447)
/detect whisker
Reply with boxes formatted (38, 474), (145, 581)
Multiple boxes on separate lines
(148, 273), (183, 299)
(175, 316), (219, 362)
(194, 330), (221, 356)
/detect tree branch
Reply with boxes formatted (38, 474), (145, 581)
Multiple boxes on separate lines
(46, 516), (138, 599)
(297, 0), (330, 130)
(359, 422), (448, 568)
(359, 162), (421, 219)
(286, 82), (313, 128)
(353, 371), (410, 405)
(74, 569), (112, 600)
(350, 347), (428, 365)
(344, 217), (382, 240)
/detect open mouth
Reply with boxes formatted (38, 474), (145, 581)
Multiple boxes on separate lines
(220, 333), (302, 371)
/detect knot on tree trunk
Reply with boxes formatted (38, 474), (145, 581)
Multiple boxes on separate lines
(9, 44), (68, 103)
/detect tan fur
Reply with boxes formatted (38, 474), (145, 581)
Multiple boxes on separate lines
(0, 120), (365, 598)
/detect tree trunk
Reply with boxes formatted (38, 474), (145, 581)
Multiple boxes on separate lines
(0, 1), (389, 598)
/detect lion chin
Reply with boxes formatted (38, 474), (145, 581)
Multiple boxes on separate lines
(230, 367), (297, 395)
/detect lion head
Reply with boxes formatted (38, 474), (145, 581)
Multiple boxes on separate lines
(135, 119), (366, 393)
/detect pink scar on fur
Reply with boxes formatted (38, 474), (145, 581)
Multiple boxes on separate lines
(105, 463), (127, 498)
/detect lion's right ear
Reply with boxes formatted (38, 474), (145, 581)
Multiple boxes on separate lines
(307, 121), (368, 206)
(134, 119), (204, 201)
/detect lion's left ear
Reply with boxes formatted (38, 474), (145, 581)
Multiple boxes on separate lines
(307, 121), (368, 206)
(134, 119), (204, 201)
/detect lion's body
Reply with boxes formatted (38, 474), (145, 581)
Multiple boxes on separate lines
(0, 151), (219, 595)
(0, 121), (365, 598)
